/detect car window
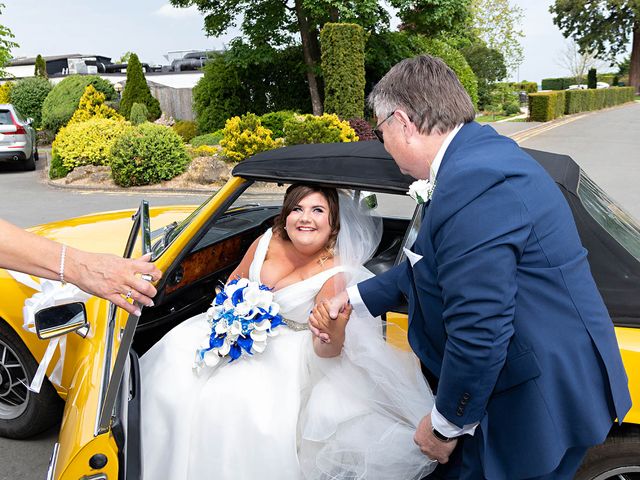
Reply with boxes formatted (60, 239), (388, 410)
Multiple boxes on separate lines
(578, 170), (640, 262)
(13, 108), (25, 123)
(0, 110), (12, 125)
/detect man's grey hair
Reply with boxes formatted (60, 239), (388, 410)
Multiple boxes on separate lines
(368, 54), (476, 135)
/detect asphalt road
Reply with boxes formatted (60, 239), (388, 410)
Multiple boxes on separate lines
(0, 102), (638, 480)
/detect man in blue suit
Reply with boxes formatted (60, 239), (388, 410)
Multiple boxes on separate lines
(313, 55), (631, 479)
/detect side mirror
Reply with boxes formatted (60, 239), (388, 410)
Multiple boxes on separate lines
(34, 302), (88, 340)
(25, 117), (34, 125)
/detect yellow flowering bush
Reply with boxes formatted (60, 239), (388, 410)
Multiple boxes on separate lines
(0, 81), (14, 104)
(220, 113), (282, 162)
(51, 117), (130, 175)
(283, 113), (358, 145)
(68, 85), (123, 125)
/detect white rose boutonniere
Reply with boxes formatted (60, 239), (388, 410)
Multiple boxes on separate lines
(407, 178), (436, 204)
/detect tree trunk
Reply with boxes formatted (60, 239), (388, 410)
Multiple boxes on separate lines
(329, 8), (339, 22)
(295, 0), (323, 115)
(629, 20), (640, 94)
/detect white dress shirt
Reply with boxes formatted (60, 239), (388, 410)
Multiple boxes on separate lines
(347, 123), (480, 438)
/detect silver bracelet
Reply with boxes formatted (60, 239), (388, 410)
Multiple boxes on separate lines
(59, 244), (67, 285)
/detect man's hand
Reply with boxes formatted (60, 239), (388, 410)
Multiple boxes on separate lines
(414, 413), (458, 464)
(308, 290), (349, 342)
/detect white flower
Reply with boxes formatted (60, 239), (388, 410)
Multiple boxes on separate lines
(203, 349), (222, 367)
(407, 179), (436, 204)
(243, 284), (274, 310)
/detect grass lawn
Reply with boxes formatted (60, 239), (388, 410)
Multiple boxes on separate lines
(476, 113), (525, 123)
(476, 114), (511, 122)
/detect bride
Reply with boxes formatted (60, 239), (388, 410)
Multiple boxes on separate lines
(140, 184), (436, 480)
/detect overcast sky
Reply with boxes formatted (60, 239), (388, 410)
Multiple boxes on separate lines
(2, 0), (624, 84)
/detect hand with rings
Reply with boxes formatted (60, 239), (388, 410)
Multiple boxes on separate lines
(65, 251), (163, 316)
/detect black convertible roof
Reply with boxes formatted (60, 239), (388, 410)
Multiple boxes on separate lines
(234, 141), (640, 326)
(233, 141), (579, 194)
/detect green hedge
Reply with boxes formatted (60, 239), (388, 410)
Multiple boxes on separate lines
(510, 81), (537, 93)
(321, 23), (366, 119)
(528, 91), (565, 122)
(565, 87), (635, 114)
(541, 74), (619, 90)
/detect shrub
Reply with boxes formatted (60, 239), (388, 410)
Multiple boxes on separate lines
(129, 102), (149, 125)
(190, 145), (219, 157)
(564, 86), (634, 114)
(190, 130), (224, 147)
(348, 118), (376, 141)
(220, 113), (282, 162)
(528, 92), (565, 122)
(510, 81), (537, 93)
(111, 123), (190, 187)
(259, 111), (296, 139)
(193, 53), (248, 133)
(51, 117), (130, 172)
(284, 113), (358, 145)
(119, 53), (161, 121)
(321, 23), (366, 119)
(0, 81), (13, 103)
(41, 75), (117, 132)
(34, 54), (47, 78)
(9, 77), (52, 128)
(68, 85), (123, 125)
(504, 102), (521, 116)
(172, 120), (198, 142)
(49, 153), (70, 179)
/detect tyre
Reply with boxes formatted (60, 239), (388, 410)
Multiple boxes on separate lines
(574, 426), (640, 480)
(0, 322), (63, 439)
(22, 152), (36, 171)
(34, 147), (39, 161)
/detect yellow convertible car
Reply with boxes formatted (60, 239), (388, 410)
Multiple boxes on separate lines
(0, 142), (638, 480)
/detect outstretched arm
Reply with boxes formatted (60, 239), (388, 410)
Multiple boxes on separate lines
(0, 218), (162, 315)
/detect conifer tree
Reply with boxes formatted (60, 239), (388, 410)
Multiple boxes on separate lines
(120, 53), (161, 120)
(34, 54), (47, 78)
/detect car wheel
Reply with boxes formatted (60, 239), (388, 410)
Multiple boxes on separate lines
(574, 427), (640, 480)
(0, 322), (63, 439)
(22, 153), (36, 171)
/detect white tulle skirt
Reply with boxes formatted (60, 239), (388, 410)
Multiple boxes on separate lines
(140, 310), (436, 480)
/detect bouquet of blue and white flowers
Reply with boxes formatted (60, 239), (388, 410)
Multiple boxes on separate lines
(194, 277), (284, 371)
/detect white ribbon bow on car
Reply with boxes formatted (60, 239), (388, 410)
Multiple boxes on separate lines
(6, 270), (91, 393)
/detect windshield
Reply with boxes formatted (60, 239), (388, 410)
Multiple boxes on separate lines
(577, 171), (640, 262)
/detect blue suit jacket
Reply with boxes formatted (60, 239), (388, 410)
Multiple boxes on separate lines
(358, 122), (631, 479)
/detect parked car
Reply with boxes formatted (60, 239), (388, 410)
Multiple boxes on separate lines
(0, 103), (38, 171)
(0, 142), (638, 479)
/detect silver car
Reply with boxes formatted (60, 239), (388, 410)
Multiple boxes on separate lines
(0, 104), (38, 171)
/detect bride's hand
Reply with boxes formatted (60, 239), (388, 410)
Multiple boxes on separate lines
(309, 291), (349, 342)
(310, 300), (351, 344)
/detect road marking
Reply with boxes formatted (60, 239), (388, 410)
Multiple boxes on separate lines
(509, 114), (589, 144)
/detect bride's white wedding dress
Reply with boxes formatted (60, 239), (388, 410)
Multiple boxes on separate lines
(140, 228), (435, 480)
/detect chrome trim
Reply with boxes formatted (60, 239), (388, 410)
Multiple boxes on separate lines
(95, 303), (116, 435)
(45, 442), (60, 480)
(96, 201), (150, 435)
(80, 475), (107, 480)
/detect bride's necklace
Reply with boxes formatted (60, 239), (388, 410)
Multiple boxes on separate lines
(316, 246), (334, 267)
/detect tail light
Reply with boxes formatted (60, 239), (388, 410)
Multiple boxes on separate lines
(11, 113), (27, 135)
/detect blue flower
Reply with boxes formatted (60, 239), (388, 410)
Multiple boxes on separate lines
(231, 285), (245, 306)
(237, 335), (254, 354)
(228, 343), (242, 362)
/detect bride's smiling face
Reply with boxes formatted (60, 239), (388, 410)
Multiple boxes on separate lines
(285, 192), (332, 252)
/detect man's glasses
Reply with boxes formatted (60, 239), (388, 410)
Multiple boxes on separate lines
(373, 111), (395, 143)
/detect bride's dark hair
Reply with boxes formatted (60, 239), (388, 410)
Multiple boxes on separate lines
(273, 184), (340, 250)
